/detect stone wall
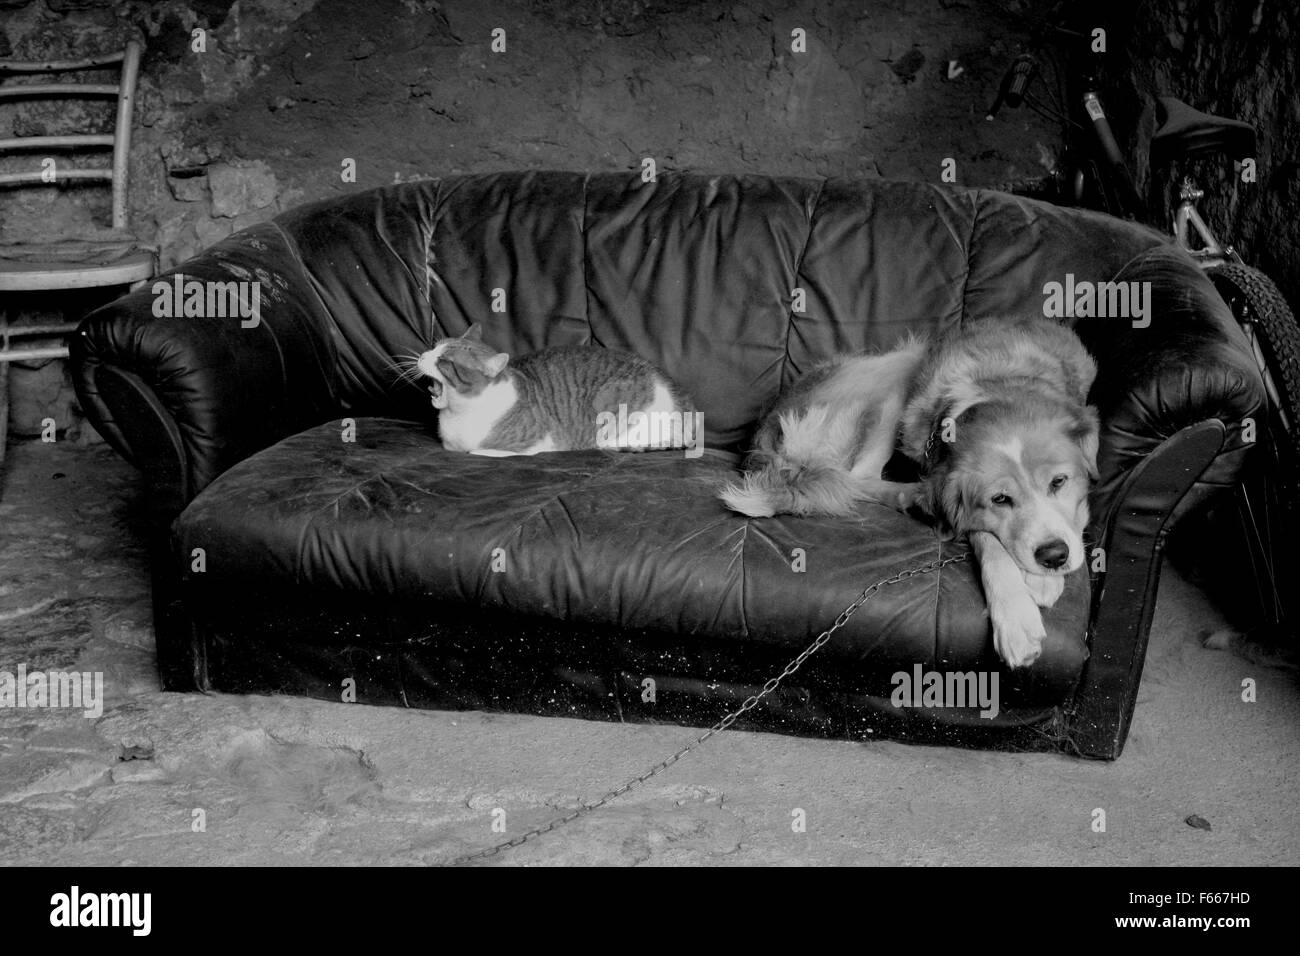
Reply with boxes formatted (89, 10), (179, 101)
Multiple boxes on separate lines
(2, 0), (1064, 438)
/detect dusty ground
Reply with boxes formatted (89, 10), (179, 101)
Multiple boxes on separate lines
(1, 438), (1298, 866)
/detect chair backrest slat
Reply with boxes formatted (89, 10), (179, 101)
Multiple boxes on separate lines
(0, 40), (142, 231)
(0, 83), (119, 99)
(0, 134), (115, 151)
(0, 51), (126, 73)
(0, 169), (113, 186)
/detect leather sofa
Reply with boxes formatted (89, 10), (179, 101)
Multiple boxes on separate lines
(70, 171), (1264, 759)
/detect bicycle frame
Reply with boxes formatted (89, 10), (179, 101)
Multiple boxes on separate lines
(1080, 87), (1242, 274)
(1078, 89), (1146, 219)
(1172, 177), (1239, 267)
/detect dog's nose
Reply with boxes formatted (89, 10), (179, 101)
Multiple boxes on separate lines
(1034, 540), (1070, 570)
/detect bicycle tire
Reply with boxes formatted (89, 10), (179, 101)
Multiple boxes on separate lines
(1208, 263), (1300, 449)
(1207, 263), (1300, 635)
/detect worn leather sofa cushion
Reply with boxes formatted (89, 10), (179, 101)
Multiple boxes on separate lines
(173, 417), (1090, 705)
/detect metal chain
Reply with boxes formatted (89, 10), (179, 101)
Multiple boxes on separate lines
(448, 550), (969, 866)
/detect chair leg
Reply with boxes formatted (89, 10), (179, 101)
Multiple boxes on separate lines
(0, 361), (8, 473)
(0, 310), (8, 472)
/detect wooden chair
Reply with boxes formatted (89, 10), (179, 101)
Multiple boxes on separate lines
(0, 40), (155, 454)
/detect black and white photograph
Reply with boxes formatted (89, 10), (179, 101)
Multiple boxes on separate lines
(0, 0), (1294, 913)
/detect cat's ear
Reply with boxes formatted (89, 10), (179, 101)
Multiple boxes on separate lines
(462, 324), (483, 341)
(484, 352), (509, 377)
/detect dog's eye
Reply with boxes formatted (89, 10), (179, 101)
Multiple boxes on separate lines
(991, 493), (1014, 507)
(1050, 474), (1068, 492)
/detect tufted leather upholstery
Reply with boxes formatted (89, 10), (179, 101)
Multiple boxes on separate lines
(71, 171), (1264, 757)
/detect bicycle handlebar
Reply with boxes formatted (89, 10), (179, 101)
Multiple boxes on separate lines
(985, 47), (1147, 221)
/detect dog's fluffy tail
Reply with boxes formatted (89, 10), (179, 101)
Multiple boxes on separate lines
(720, 405), (863, 517)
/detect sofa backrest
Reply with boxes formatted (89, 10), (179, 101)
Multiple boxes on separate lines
(273, 171), (1170, 450)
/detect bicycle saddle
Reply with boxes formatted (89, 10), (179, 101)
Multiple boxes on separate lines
(1151, 96), (1256, 163)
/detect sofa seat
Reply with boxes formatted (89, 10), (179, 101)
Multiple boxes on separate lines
(173, 417), (1090, 717)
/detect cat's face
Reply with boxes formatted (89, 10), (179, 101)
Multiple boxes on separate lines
(416, 325), (509, 409)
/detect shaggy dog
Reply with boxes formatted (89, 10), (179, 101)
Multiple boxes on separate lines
(721, 316), (1100, 668)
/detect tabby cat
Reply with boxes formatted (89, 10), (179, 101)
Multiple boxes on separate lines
(412, 325), (701, 457)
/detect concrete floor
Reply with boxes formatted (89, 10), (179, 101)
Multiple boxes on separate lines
(1, 439), (1298, 866)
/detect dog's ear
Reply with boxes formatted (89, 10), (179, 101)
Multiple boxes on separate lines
(919, 404), (976, 530)
(918, 464), (967, 541)
(1071, 406), (1101, 481)
(924, 401), (987, 471)
(940, 470), (970, 539)
(953, 401), (988, 429)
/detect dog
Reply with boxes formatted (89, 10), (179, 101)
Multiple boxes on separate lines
(720, 316), (1100, 669)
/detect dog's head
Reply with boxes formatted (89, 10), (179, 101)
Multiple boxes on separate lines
(415, 324), (510, 409)
(921, 398), (1099, 575)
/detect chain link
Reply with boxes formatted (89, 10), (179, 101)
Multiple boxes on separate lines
(448, 550), (968, 865)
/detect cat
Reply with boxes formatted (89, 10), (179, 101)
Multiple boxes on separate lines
(409, 325), (701, 457)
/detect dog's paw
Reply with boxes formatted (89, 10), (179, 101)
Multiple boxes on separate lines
(1021, 571), (1065, 608)
(990, 592), (1047, 669)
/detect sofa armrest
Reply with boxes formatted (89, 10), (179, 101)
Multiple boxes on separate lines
(71, 221), (344, 513)
(72, 222), (354, 691)
(1067, 245), (1266, 757)
(1083, 246), (1264, 523)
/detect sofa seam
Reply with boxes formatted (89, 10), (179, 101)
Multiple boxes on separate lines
(732, 520), (751, 637)
(425, 177), (444, 341)
(267, 217), (340, 398)
(581, 171), (592, 344)
(954, 187), (981, 329)
(780, 176), (825, 384)
(371, 197), (427, 335)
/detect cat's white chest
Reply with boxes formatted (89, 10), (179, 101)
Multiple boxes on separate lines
(438, 378), (518, 451)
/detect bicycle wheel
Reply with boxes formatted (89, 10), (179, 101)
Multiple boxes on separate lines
(1207, 263), (1300, 637)
(1208, 263), (1300, 444)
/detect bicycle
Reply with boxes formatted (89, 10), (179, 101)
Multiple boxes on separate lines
(986, 11), (1300, 641)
